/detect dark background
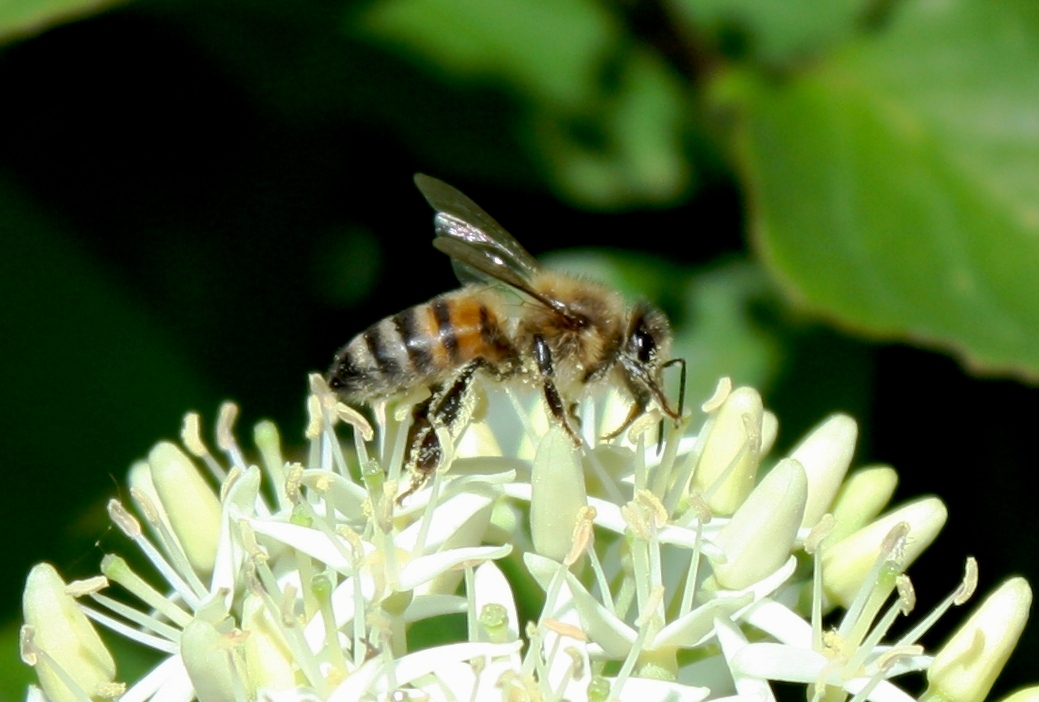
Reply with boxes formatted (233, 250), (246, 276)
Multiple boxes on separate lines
(2, 4), (1037, 698)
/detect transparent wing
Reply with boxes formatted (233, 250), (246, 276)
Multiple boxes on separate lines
(415, 173), (585, 322)
(414, 174), (541, 287)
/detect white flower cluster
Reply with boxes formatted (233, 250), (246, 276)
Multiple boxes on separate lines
(21, 375), (1035, 702)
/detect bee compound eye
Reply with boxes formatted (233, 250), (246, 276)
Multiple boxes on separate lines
(632, 326), (656, 364)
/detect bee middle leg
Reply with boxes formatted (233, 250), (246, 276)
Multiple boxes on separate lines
(532, 335), (582, 446)
(397, 359), (486, 504)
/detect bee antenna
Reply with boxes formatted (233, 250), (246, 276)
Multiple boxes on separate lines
(662, 357), (687, 420)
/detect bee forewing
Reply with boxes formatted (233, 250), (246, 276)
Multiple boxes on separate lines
(414, 174), (541, 279)
(432, 237), (534, 292)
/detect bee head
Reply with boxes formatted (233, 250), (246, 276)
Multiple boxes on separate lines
(625, 302), (672, 371)
(621, 302), (684, 422)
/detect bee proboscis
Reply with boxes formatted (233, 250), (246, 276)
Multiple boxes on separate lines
(327, 174), (685, 503)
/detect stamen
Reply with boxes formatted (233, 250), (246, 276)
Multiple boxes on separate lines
(181, 412), (227, 482)
(20, 629), (96, 702)
(99, 555), (193, 629)
(896, 557), (979, 647)
(677, 512), (706, 618)
(116, 496), (207, 604)
(805, 514), (836, 554)
(701, 377), (732, 413)
(216, 402), (246, 470)
(305, 394), (323, 442)
(78, 602), (180, 652)
(65, 577), (108, 598)
(847, 575), (915, 672)
(312, 572), (348, 675)
(564, 506), (596, 567)
(839, 522), (909, 646)
(181, 412), (206, 457)
(542, 618), (588, 642)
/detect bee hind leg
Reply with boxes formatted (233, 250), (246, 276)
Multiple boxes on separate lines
(396, 396), (440, 505)
(397, 359), (486, 505)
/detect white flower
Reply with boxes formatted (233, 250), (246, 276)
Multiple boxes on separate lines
(20, 374), (1036, 702)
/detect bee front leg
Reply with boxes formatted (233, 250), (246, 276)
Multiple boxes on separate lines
(532, 335), (582, 447)
(602, 384), (651, 441)
(397, 359), (485, 505)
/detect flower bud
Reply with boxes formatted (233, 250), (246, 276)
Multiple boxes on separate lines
(789, 413), (857, 529)
(711, 458), (807, 590)
(926, 578), (1032, 702)
(692, 387), (764, 516)
(531, 426), (587, 562)
(22, 564), (116, 702)
(824, 497), (947, 607)
(148, 441), (223, 576)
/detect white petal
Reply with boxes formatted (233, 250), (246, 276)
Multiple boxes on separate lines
(561, 569), (636, 658)
(715, 616), (775, 702)
(847, 678), (919, 702)
(210, 466), (262, 601)
(119, 656), (192, 702)
(740, 599), (812, 648)
(653, 597), (747, 649)
(308, 575), (378, 648)
(519, 556), (585, 627)
(523, 551), (562, 591)
(404, 657), (523, 701)
(325, 656), (383, 701)
(730, 642), (826, 682)
(398, 544), (512, 591)
(608, 676), (711, 702)
(247, 519), (360, 571)
(299, 469), (368, 522)
(404, 594), (467, 622)
(395, 490), (496, 555)
(390, 641), (522, 687)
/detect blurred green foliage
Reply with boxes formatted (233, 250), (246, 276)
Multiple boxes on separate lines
(4, 0), (1039, 697)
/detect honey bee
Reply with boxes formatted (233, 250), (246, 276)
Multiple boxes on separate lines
(327, 174), (685, 502)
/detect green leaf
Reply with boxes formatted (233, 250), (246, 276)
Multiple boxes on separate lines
(673, 0), (863, 66)
(730, 0), (1039, 378)
(358, 0), (693, 207)
(360, 0), (619, 112)
(0, 0), (124, 43)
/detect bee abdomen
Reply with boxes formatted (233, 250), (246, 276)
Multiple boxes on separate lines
(327, 291), (518, 402)
(327, 304), (443, 400)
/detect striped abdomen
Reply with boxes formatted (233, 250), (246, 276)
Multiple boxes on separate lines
(327, 289), (517, 401)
